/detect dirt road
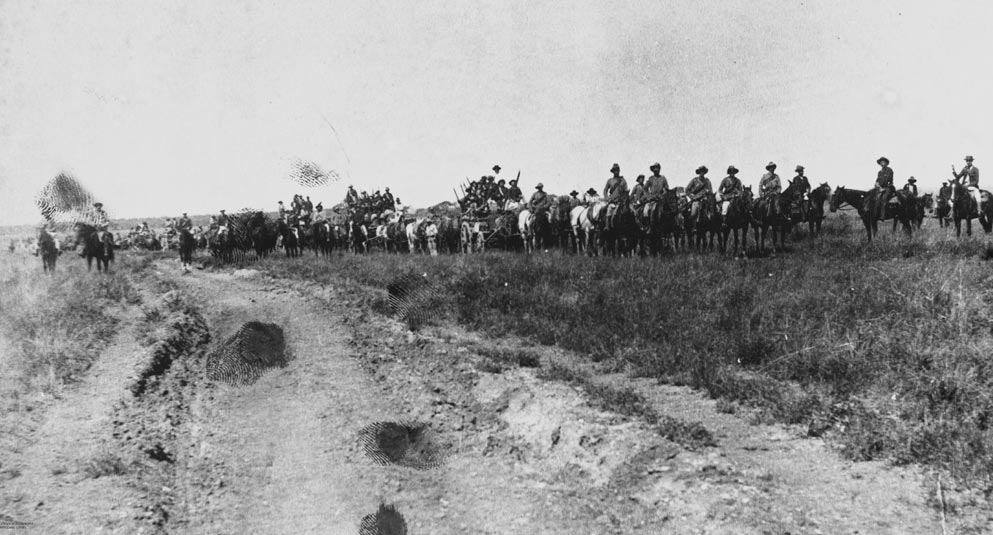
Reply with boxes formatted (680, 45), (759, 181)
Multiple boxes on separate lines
(1, 260), (956, 533)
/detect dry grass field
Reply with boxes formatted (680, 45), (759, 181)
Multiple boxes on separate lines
(2, 212), (993, 533)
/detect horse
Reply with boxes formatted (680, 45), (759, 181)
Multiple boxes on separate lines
(347, 219), (368, 254)
(719, 187), (752, 257)
(687, 193), (720, 251)
(74, 223), (114, 272)
(178, 228), (195, 272)
(805, 183), (832, 235)
(406, 218), (428, 254)
(950, 182), (984, 237)
(548, 196), (575, 251)
(276, 219), (302, 256)
(890, 189), (916, 235)
(311, 220), (333, 257)
(36, 228), (60, 272)
(570, 205), (595, 255)
(751, 191), (792, 254)
(207, 227), (234, 262)
(518, 208), (550, 254)
(916, 193), (932, 229)
(591, 200), (637, 257)
(829, 186), (878, 241)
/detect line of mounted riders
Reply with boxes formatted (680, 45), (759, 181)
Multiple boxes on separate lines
(30, 156), (993, 274)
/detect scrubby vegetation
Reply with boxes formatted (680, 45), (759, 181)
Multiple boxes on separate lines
(0, 255), (143, 414)
(249, 217), (993, 491)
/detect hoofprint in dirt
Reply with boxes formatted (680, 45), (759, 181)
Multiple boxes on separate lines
(0, 307), (149, 534)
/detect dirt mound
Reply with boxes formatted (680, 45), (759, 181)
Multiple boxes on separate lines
(386, 273), (440, 331)
(358, 421), (446, 470)
(131, 306), (210, 397)
(359, 503), (408, 535)
(206, 321), (288, 385)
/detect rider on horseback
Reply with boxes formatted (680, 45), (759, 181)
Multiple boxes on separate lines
(686, 166), (713, 220)
(952, 155), (981, 213)
(717, 165), (744, 219)
(176, 212), (193, 233)
(630, 175), (647, 211)
(874, 156), (894, 221)
(603, 163), (628, 231)
(903, 177), (918, 197)
(645, 162), (669, 207)
(217, 209), (230, 236)
(528, 183), (551, 214)
(759, 162), (782, 217)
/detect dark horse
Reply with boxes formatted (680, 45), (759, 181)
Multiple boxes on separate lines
(719, 187), (752, 257)
(178, 228), (195, 272)
(548, 196), (574, 251)
(74, 223), (114, 272)
(783, 182), (831, 237)
(751, 192), (791, 254)
(277, 219), (302, 257)
(949, 182), (991, 237)
(829, 186), (876, 241)
(636, 190), (681, 255)
(687, 193), (720, 251)
(36, 227), (60, 272)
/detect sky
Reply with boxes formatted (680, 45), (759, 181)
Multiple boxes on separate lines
(1, 0), (992, 225)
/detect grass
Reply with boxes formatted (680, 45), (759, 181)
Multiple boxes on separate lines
(0, 253), (145, 414)
(234, 213), (993, 490)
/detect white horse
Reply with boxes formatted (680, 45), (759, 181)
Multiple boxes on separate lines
(405, 218), (427, 254)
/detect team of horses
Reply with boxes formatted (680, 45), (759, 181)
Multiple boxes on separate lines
(31, 182), (993, 273)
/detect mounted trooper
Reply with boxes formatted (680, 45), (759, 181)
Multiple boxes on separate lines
(686, 166), (713, 219)
(644, 162), (669, 206)
(717, 165), (744, 218)
(217, 209), (230, 236)
(176, 212), (193, 232)
(528, 182), (551, 214)
(583, 187), (600, 206)
(952, 155), (981, 211)
(759, 162), (782, 216)
(903, 176), (918, 197)
(874, 156), (894, 221)
(567, 190), (581, 210)
(602, 163), (629, 230)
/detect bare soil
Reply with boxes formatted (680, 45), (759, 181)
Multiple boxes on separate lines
(0, 258), (966, 534)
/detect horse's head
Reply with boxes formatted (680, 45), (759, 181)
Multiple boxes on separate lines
(829, 186), (844, 212)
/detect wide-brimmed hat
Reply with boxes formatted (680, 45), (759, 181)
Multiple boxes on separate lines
(492, 165), (502, 172)
(509, 179), (518, 184)
(586, 188), (598, 196)
(727, 165), (739, 175)
(795, 165), (805, 172)
(570, 190), (579, 196)
(650, 162), (661, 170)
(908, 177), (917, 183)
(965, 155), (974, 161)
(610, 163), (620, 172)
(535, 183), (544, 189)
(696, 166), (708, 175)
(94, 202), (103, 208)
(765, 162), (777, 171)
(636, 174), (645, 182)
(497, 179), (506, 184)
(877, 156), (890, 165)
(219, 209), (226, 213)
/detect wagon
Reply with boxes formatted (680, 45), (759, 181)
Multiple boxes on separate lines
(459, 210), (520, 253)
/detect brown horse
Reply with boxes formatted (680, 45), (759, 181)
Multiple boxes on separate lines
(36, 228), (60, 272)
(751, 192), (791, 254)
(829, 186), (877, 241)
(74, 223), (114, 272)
(178, 228), (195, 272)
(719, 187), (752, 257)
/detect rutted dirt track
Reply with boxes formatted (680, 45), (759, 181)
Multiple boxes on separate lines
(1, 259), (956, 533)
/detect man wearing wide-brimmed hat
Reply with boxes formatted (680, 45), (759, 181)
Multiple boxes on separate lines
(630, 174), (647, 210)
(874, 157), (894, 221)
(759, 162), (782, 217)
(645, 162), (669, 204)
(602, 163), (628, 231)
(583, 187), (600, 205)
(568, 190), (581, 210)
(718, 165), (744, 217)
(528, 182), (551, 214)
(952, 155), (981, 209)
(686, 166), (713, 220)
(903, 176), (918, 197)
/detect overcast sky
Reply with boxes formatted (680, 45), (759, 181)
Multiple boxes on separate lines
(1, 0), (991, 225)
